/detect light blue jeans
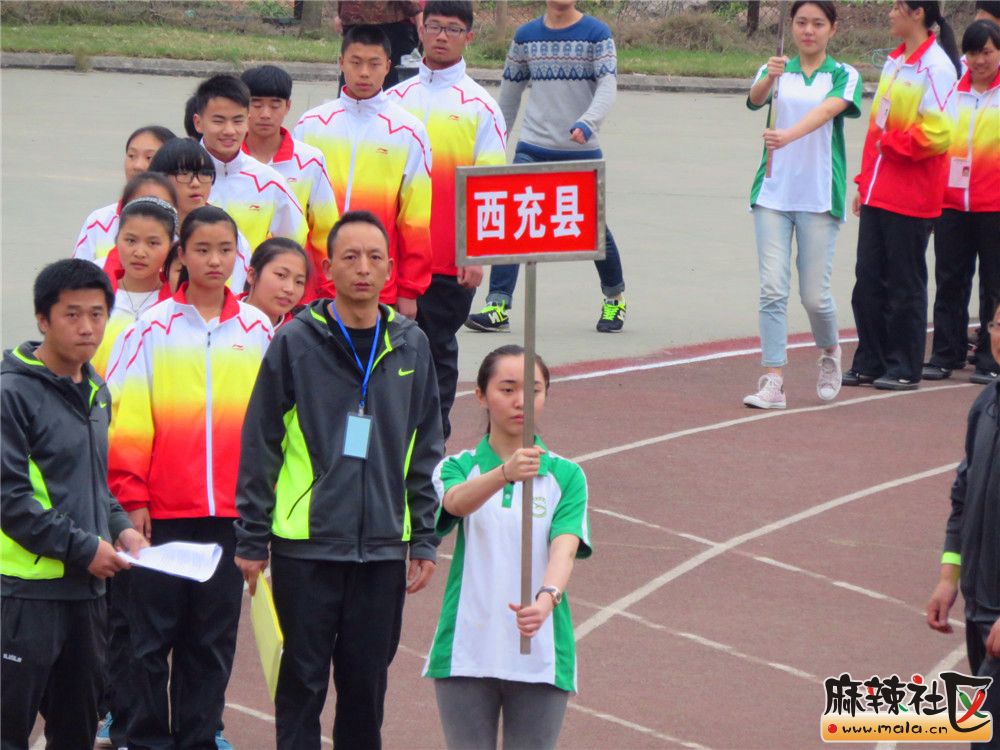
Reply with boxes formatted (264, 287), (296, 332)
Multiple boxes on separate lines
(753, 206), (840, 367)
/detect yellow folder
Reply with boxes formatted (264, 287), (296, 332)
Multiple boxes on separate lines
(250, 573), (284, 701)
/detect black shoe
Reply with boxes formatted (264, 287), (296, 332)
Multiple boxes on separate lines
(464, 302), (510, 333)
(873, 375), (919, 391)
(842, 369), (877, 387)
(921, 363), (952, 381)
(969, 369), (999, 385)
(596, 298), (626, 333)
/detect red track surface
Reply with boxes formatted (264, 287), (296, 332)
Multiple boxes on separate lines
(43, 334), (979, 750)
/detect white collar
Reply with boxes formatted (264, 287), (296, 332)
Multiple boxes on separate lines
(339, 88), (389, 117)
(418, 58), (466, 88)
(201, 139), (248, 177)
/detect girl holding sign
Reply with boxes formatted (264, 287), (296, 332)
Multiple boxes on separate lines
(845, 1), (961, 391)
(745, 1), (863, 409)
(424, 345), (592, 750)
(924, 19), (1000, 384)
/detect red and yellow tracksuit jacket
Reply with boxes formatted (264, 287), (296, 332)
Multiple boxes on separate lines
(205, 145), (308, 252)
(292, 88), (432, 303)
(108, 286), (272, 519)
(856, 35), (958, 218)
(943, 68), (1000, 213)
(388, 58), (508, 276)
(241, 129), (340, 299)
(92, 270), (173, 381)
(73, 201), (120, 268)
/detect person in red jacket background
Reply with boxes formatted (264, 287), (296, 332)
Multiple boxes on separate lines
(843, 1), (961, 391)
(924, 19), (1000, 385)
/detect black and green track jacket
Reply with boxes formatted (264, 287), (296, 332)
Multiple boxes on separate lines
(235, 301), (443, 564)
(944, 380), (1000, 624)
(1, 342), (132, 599)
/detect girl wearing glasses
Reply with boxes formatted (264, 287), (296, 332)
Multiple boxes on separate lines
(149, 138), (252, 291)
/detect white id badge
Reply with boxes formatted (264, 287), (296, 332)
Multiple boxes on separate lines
(343, 413), (372, 459)
(949, 158), (971, 189)
(875, 97), (890, 129)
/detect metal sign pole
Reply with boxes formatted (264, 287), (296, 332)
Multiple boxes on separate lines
(519, 261), (537, 655)
(765, 1), (786, 178)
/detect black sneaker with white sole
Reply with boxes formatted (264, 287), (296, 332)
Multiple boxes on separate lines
(596, 298), (626, 333)
(464, 303), (510, 332)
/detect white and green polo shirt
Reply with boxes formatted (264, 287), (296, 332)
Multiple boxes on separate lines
(748, 55), (862, 220)
(424, 436), (592, 692)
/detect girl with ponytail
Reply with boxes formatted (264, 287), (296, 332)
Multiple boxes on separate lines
(843, 0), (959, 391)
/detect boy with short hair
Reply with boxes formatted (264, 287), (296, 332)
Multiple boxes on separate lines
(1, 259), (145, 749)
(465, 0), (628, 333)
(235, 211), (442, 749)
(293, 26), (433, 319)
(241, 64), (341, 299)
(192, 74), (308, 251)
(388, 0), (507, 439)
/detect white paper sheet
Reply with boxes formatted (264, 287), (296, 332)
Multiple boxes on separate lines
(117, 542), (222, 582)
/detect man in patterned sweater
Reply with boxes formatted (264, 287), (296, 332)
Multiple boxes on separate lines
(465, 0), (628, 334)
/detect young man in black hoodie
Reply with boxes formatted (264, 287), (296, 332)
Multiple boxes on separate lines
(1, 259), (146, 748)
(927, 297), (1000, 743)
(235, 210), (442, 749)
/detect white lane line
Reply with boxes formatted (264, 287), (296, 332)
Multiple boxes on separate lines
(226, 702), (333, 745)
(874, 644), (968, 750)
(591, 507), (717, 546)
(574, 464), (957, 642)
(571, 385), (972, 465)
(566, 702), (715, 749)
(29, 738), (44, 750)
(396, 643), (429, 660)
(454, 337), (863, 398)
(575, 597), (818, 683)
(751, 555), (964, 630)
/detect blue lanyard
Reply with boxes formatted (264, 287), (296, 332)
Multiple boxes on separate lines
(331, 304), (381, 414)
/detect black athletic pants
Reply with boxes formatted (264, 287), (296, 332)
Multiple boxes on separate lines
(850, 205), (933, 382)
(417, 274), (476, 442)
(1, 596), (107, 750)
(270, 556), (406, 750)
(127, 517), (242, 750)
(967, 619), (1000, 748)
(929, 210), (1000, 372)
(106, 571), (133, 748)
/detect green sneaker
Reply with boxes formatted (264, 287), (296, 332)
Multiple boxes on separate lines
(596, 298), (626, 332)
(465, 302), (510, 332)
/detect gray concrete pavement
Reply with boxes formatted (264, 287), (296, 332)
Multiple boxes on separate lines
(1, 66), (895, 380)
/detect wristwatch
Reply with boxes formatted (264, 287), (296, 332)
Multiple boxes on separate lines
(535, 585), (562, 606)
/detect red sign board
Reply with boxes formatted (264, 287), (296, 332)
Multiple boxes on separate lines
(456, 161), (605, 265)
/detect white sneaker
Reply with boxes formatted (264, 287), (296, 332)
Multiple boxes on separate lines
(817, 346), (842, 401)
(743, 374), (786, 409)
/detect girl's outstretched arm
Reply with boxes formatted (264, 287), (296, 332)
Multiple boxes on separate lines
(442, 446), (545, 518)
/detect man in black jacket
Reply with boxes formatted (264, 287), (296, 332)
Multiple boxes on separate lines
(235, 210), (442, 749)
(1, 259), (146, 748)
(928, 298), (1000, 746)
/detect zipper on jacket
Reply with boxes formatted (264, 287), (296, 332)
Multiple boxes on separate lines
(285, 470), (325, 520)
(343, 138), (360, 211)
(964, 94), (979, 212)
(205, 329), (216, 516)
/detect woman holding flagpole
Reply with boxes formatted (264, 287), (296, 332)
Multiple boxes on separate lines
(744, 1), (863, 409)
(424, 345), (592, 750)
